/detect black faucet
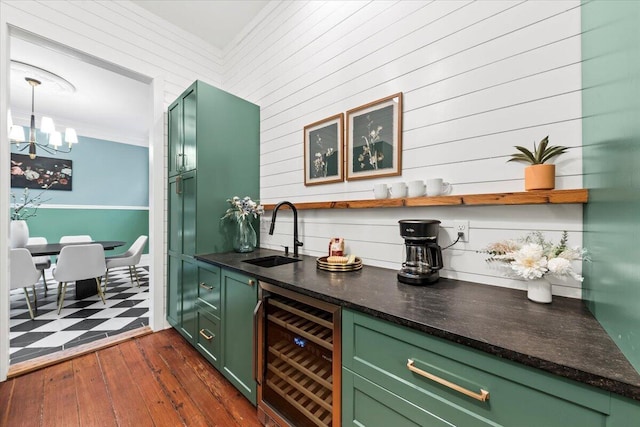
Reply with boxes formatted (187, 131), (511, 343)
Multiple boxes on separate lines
(269, 201), (303, 257)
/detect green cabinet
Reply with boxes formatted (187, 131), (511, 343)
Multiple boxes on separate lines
(186, 264), (257, 403)
(168, 171), (196, 256)
(221, 269), (258, 404)
(166, 80), (259, 258)
(166, 81), (258, 345)
(194, 302), (221, 369)
(342, 310), (617, 427)
(168, 85), (197, 177)
(166, 254), (197, 342)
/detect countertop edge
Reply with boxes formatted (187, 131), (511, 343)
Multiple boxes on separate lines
(194, 252), (640, 401)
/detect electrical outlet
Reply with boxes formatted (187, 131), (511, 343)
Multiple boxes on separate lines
(454, 220), (469, 242)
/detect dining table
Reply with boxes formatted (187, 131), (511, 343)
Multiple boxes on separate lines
(25, 240), (126, 299)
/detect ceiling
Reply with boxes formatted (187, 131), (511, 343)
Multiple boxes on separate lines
(9, 1), (270, 147)
(131, 0), (270, 50)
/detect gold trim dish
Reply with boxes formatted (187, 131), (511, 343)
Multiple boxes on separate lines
(316, 256), (363, 272)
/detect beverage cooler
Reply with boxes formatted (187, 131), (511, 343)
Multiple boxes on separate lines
(255, 282), (341, 427)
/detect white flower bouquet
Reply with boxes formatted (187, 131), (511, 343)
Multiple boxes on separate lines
(221, 196), (264, 222)
(481, 231), (587, 281)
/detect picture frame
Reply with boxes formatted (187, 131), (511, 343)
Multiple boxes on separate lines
(303, 113), (344, 186)
(346, 92), (403, 181)
(10, 153), (73, 191)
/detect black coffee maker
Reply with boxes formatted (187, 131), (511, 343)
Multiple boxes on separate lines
(398, 219), (443, 285)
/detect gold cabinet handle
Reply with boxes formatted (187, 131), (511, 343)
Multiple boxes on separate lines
(199, 329), (214, 341)
(199, 282), (214, 290)
(248, 279), (256, 286)
(175, 175), (182, 194)
(406, 359), (489, 402)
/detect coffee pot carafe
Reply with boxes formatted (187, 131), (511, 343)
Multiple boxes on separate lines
(398, 219), (443, 285)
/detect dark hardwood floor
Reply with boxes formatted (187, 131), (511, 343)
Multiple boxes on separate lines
(0, 328), (262, 427)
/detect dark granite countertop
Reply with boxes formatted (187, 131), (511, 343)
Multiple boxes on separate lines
(195, 248), (640, 401)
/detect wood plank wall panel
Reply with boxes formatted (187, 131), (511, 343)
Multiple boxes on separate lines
(3, 0), (223, 103)
(225, 1), (585, 298)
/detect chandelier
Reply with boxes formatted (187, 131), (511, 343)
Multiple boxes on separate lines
(9, 77), (78, 160)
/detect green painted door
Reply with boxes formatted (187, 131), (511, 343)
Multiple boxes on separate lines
(166, 254), (181, 328)
(221, 268), (258, 404)
(168, 97), (182, 177)
(168, 171), (195, 255)
(182, 86), (197, 173)
(343, 368), (453, 427)
(168, 175), (182, 254)
(181, 171), (196, 256)
(168, 84), (197, 177)
(180, 258), (197, 342)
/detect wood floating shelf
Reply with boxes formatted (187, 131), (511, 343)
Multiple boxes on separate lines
(262, 189), (588, 211)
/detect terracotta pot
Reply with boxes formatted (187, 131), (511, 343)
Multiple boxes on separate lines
(524, 164), (555, 191)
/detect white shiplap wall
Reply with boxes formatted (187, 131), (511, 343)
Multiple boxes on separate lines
(223, 0), (584, 298)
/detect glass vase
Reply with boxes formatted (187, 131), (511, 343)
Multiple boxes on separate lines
(234, 217), (257, 253)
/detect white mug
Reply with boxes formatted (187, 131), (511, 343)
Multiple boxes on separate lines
(373, 183), (389, 199)
(407, 180), (426, 197)
(426, 178), (452, 196)
(390, 182), (407, 198)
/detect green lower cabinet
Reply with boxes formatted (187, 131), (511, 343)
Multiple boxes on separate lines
(607, 394), (640, 427)
(194, 303), (221, 369)
(167, 254), (197, 343)
(180, 258), (198, 342)
(166, 254), (181, 328)
(221, 269), (258, 404)
(197, 263), (221, 316)
(343, 368), (454, 427)
(342, 310), (614, 427)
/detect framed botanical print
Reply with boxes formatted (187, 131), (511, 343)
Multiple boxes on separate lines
(304, 113), (344, 186)
(346, 92), (403, 181)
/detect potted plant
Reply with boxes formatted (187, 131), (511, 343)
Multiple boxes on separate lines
(508, 136), (569, 191)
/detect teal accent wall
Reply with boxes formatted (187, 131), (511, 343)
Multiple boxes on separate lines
(11, 130), (149, 206)
(27, 208), (148, 256)
(582, 1), (640, 371)
(10, 131), (149, 254)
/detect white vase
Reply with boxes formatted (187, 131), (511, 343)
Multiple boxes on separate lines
(10, 220), (30, 248)
(527, 278), (552, 303)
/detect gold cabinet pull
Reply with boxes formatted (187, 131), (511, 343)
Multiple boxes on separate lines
(199, 282), (214, 290)
(248, 279), (256, 286)
(199, 329), (214, 341)
(406, 359), (489, 402)
(175, 175), (182, 194)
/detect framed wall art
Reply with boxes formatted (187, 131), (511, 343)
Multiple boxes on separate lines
(346, 92), (403, 181)
(304, 113), (344, 186)
(10, 153), (73, 191)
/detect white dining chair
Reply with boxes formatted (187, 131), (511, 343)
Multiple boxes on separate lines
(104, 235), (148, 291)
(53, 244), (107, 314)
(27, 237), (51, 296)
(10, 248), (43, 320)
(59, 235), (92, 243)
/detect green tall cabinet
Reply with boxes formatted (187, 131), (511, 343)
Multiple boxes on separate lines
(166, 80), (259, 349)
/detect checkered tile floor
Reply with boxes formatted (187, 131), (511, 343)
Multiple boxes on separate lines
(9, 266), (149, 365)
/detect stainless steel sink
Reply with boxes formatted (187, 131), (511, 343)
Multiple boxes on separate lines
(243, 255), (301, 268)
